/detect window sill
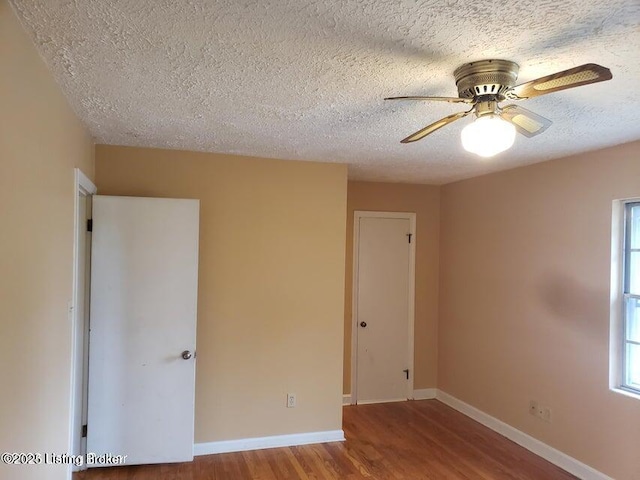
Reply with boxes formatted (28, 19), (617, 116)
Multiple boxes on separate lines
(611, 387), (640, 401)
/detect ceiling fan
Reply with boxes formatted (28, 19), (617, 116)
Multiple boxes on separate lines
(385, 60), (612, 157)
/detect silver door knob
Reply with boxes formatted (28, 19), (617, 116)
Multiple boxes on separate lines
(181, 350), (192, 360)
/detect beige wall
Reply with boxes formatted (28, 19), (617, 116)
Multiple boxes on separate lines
(344, 181), (440, 393)
(0, 2), (95, 479)
(439, 141), (640, 480)
(95, 145), (347, 442)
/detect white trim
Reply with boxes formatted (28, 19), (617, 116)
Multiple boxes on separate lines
(407, 213), (416, 403)
(436, 390), (613, 480)
(609, 199), (625, 392)
(356, 398), (407, 405)
(76, 168), (97, 196)
(194, 430), (345, 456)
(350, 212), (360, 404)
(351, 211), (416, 405)
(68, 168), (97, 479)
(412, 388), (437, 400)
(343, 394), (352, 405)
(610, 386), (640, 401)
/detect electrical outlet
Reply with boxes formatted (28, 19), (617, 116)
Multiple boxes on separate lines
(529, 400), (551, 422)
(287, 393), (296, 408)
(540, 407), (552, 423)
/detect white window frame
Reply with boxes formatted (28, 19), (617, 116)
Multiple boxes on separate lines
(610, 198), (640, 399)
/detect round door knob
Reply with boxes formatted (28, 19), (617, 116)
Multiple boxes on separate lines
(181, 350), (192, 360)
(360, 321), (367, 328)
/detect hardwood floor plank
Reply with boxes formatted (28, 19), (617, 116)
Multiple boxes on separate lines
(75, 400), (578, 480)
(240, 449), (278, 480)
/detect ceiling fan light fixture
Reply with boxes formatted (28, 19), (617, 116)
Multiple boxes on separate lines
(461, 114), (516, 158)
(387, 61), (611, 153)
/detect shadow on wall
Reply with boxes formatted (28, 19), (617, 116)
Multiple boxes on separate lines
(536, 272), (606, 337)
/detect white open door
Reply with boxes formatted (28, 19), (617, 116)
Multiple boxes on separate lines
(353, 212), (415, 404)
(88, 195), (199, 466)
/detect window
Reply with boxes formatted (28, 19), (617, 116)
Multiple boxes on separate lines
(622, 202), (640, 393)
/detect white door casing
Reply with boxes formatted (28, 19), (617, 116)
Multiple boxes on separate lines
(351, 211), (416, 404)
(69, 168), (96, 476)
(87, 195), (199, 466)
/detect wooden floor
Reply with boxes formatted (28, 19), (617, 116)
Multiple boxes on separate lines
(75, 400), (577, 479)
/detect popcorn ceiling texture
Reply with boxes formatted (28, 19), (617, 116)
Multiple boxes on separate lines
(9, 0), (640, 184)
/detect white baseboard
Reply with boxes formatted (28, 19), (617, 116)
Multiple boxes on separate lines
(436, 390), (612, 480)
(412, 388), (437, 400)
(356, 397), (406, 405)
(342, 390), (436, 404)
(194, 429), (345, 456)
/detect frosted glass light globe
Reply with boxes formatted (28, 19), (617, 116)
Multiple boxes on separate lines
(461, 115), (516, 157)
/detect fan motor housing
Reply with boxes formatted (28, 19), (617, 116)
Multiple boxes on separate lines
(454, 59), (519, 100)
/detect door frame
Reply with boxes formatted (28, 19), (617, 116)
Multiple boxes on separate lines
(68, 168), (96, 477)
(351, 211), (416, 405)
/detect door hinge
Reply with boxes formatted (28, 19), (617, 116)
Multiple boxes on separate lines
(86, 219), (93, 232)
(81, 424), (87, 438)
(403, 369), (410, 380)
(406, 233), (412, 243)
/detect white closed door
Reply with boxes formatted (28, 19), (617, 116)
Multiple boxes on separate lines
(88, 195), (199, 466)
(354, 214), (413, 404)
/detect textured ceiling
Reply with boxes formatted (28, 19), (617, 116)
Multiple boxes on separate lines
(10, 0), (640, 184)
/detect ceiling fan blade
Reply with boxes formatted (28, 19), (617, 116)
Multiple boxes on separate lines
(400, 111), (470, 143)
(507, 63), (612, 99)
(500, 105), (552, 137)
(385, 96), (473, 104)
